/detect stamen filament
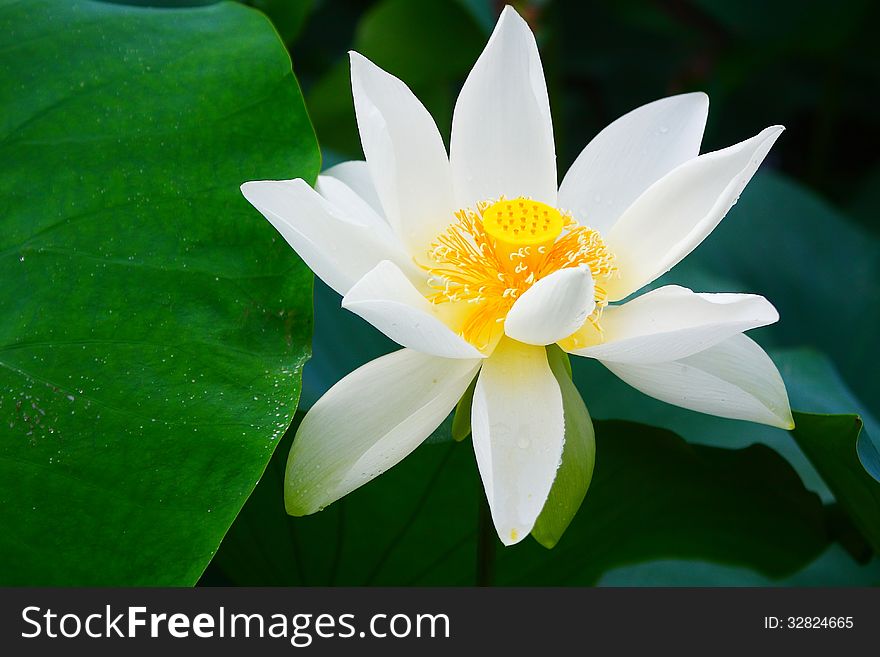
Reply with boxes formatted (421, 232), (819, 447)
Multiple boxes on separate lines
(423, 196), (617, 350)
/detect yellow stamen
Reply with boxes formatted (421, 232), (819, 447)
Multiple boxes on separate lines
(423, 196), (617, 351)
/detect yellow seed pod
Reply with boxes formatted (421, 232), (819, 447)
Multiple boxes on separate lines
(482, 197), (564, 250)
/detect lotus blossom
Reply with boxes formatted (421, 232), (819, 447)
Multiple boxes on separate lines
(241, 6), (792, 545)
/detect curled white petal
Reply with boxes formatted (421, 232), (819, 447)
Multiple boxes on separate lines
(602, 333), (794, 429)
(240, 178), (414, 296)
(319, 160), (384, 218)
(565, 285), (779, 363)
(342, 261), (485, 359)
(316, 162), (392, 242)
(504, 266), (595, 346)
(286, 350), (481, 515)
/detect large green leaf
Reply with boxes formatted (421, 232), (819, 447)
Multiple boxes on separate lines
(0, 0), (319, 584)
(858, 430), (880, 484)
(776, 350), (879, 483)
(598, 545), (880, 586)
(204, 418), (827, 585)
(790, 412), (880, 553)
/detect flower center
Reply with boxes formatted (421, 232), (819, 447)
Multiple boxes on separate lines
(423, 196), (617, 351)
(482, 198), (564, 253)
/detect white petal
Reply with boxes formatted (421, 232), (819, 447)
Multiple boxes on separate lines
(315, 162), (386, 232)
(504, 266), (595, 346)
(342, 261), (485, 359)
(558, 92), (708, 234)
(314, 175), (400, 256)
(471, 339), (565, 545)
(320, 160), (384, 217)
(602, 333), (794, 428)
(605, 126), (784, 301)
(350, 52), (454, 257)
(450, 6), (556, 209)
(565, 285), (778, 363)
(286, 349), (481, 515)
(241, 178), (415, 296)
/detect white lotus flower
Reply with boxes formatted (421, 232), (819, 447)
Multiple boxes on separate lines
(241, 6), (793, 546)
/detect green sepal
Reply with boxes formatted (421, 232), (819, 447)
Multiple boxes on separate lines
(790, 412), (880, 553)
(451, 376), (478, 442)
(531, 345), (596, 548)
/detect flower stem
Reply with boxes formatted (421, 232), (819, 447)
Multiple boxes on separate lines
(476, 490), (495, 586)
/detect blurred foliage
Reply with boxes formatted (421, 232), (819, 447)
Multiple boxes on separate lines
(204, 413), (830, 585)
(289, 0), (880, 230)
(302, 0), (485, 158)
(241, 0), (314, 44)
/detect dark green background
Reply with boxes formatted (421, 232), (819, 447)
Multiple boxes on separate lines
(2, 0), (878, 586)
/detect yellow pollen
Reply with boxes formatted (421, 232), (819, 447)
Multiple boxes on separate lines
(423, 197), (617, 351)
